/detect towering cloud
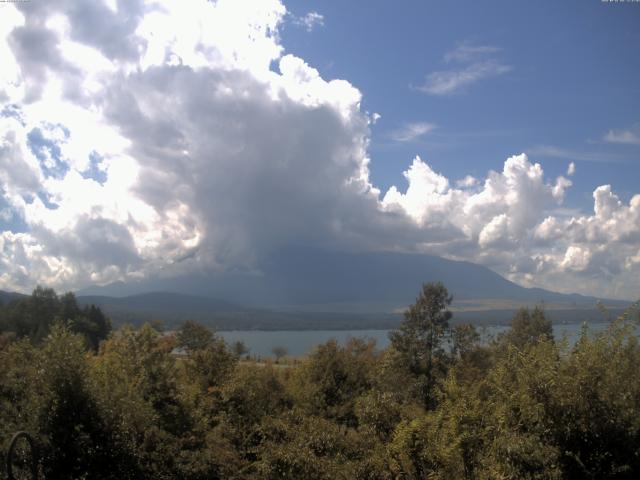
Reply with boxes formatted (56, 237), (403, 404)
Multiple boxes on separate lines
(0, 0), (638, 299)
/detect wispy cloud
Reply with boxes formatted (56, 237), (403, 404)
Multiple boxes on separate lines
(603, 124), (640, 146)
(418, 43), (511, 95)
(292, 11), (324, 32)
(390, 122), (437, 142)
(527, 145), (627, 163)
(443, 44), (501, 63)
(419, 62), (511, 95)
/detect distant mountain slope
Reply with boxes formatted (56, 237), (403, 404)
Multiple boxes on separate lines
(6, 247), (631, 331)
(77, 291), (627, 331)
(1, 285), (628, 331)
(77, 246), (630, 313)
(254, 247), (601, 307)
(0, 290), (27, 305)
(74, 292), (402, 330)
(78, 292), (242, 315)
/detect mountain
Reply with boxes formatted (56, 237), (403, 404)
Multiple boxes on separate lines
(77, 292), (242, 316)
(0, 285), (628, 331)
(3, 247), (629, 330)
(73, 291), (626, 331)
(74, 292), (402, 331)
(0, 290), (27, 306)
(77, 246), (630, 313)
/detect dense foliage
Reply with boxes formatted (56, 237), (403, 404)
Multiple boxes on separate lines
(0, 287), (111, 350)
(1, 285), (639, 479)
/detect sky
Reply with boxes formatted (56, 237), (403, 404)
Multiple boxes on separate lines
(0, 0), (639, 299)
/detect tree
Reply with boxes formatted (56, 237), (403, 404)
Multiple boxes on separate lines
(12, 286), (59, 341)
(0, 288), (111, 349)
(177, 322), (237, 391)
(355, 390), (401, 440)
(451, 323), (480, 359)
(389, 282), (452, 408)
(80, 304), (112, 350)
(177, 320), (214, 352)
(58, 291), (82, 321)
(232, 340), (249, 358)
(67, 303), (112, 351)
(255, 412), (389, 480)
(292, 338), (377, 427)
(450, 323), (493, 386)
(498, 306), (553, 349)
(14, 324), (127, 479)
(272, 346), (288, 362)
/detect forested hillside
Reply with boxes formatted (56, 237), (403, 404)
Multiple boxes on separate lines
(0, 287), (111, 350)
(1, 285), (639, 479)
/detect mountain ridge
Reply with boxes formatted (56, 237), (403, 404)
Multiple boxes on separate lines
(2, 248), (631, 330)
(75, 247), (630, 310)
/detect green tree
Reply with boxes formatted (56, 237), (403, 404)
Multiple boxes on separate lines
(255, 412), (391, 480)
(91, 324), (204, 479)
(451, 323), (480, 359)
(232, 340), (249, 358)
(272, 345), (288, 362)
(176, 320), (214, 352)
(0, 288), (110, 349)
(292, 338), (377, 427)
(498, 306), (553, 350)
(0, 324), (128, 479)
(36, 324), (125, 479)
(389, 282), (452, 408)
(70, 304), (112, 351)
(8, 286), (60, 341)
(354, 391), (401, 440)
(549, 320), (640, 478)
(184, 339), (237, 393)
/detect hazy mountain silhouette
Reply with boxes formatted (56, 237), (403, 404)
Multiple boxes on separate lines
(76, 247), (628, 313)
(1, 248), (630, 330)
(0, 290), (27, 306)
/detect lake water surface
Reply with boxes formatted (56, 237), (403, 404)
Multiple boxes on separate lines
(219, 322), (622, 357)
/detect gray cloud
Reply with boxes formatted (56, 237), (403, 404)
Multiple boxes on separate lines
(100, 63), (423, 269)
(8, 23), (76, 102)
(0, 125), (42, 195)
(15, 0), (146, 61)
(36, 215), (141, 269)
(8, 0), (146, 103)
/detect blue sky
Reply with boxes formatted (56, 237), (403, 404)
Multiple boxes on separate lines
(0, 0), (639, 299)
(282, 0), (640, 208)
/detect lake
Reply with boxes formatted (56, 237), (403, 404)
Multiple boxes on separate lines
(219, 322), (622, 357)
